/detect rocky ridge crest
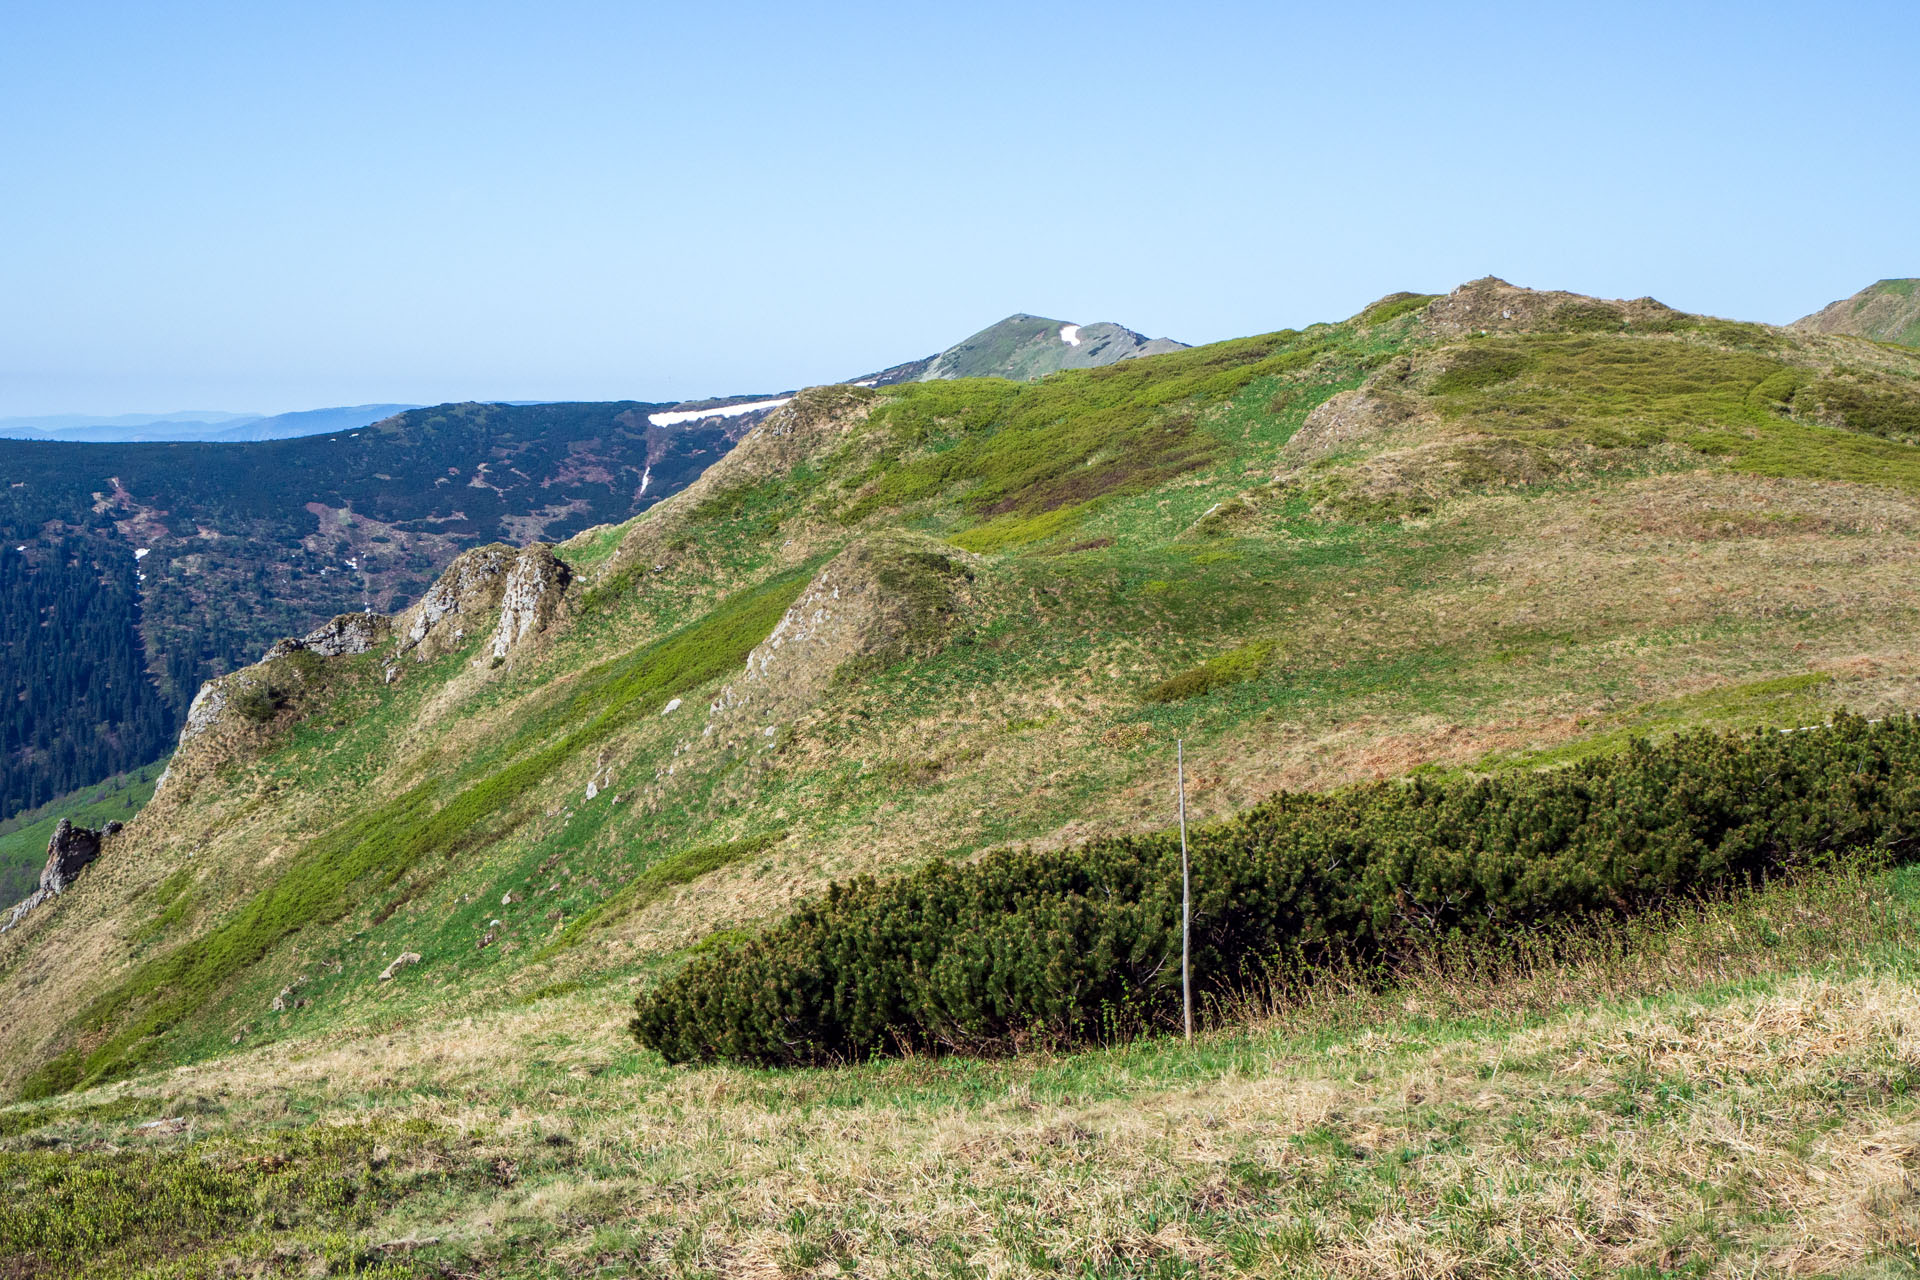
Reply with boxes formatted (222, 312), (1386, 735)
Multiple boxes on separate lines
(158, 541), (575, 800)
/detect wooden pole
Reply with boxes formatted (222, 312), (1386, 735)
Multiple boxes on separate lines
(1179, 738), (1191, 1043)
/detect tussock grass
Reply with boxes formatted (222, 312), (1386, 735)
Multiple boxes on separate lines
(9, 863), (1916, 1277)
(841, 328), (1373, 538)
(1429, 328), (1920, 494)
(1144, 640), (1276, 703)
(0, 1120), (450, 1278)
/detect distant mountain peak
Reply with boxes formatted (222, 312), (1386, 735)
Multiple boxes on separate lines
(853, 313), (1188, 387)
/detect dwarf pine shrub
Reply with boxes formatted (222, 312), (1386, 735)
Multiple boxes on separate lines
(632, 714), (1920, 1066)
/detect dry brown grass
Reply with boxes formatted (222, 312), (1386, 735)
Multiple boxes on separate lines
(10, 865), (1914, 1277)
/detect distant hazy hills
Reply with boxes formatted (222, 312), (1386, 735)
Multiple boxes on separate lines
(0, 404), (419, 443)
(1794, 279), (1920, 347)
(2, 311), (1187, 442)
(854, 313), (1187, 386)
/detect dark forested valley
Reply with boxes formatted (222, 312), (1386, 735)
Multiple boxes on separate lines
(0, 398), (764, 824)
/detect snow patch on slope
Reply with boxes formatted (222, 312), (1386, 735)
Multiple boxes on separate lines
(647, 398), (792, 428)
(1059, 324), (1081, 347)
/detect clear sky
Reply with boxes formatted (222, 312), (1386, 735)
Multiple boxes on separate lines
(1, 1), (1913, 416)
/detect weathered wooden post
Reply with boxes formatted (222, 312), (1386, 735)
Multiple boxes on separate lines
(1179, 738), (1191, 1042)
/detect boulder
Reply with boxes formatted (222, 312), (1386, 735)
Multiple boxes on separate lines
(377, 952), (422, 982)
(1, 819), (107, 934)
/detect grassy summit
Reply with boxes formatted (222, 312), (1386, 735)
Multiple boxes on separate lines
(1795, 277), (1920, 348)
(4, 277), (1920, 1274)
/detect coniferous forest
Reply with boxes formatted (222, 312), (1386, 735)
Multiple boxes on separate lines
(0, 531), (171, 817)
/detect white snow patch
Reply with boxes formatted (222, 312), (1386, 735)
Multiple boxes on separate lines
(134, 547), (149, 559)
(853, 379), (879, 388)
(646, 397), (791, 428)
(638, 463), (651, 496)
(1059, 324), (1081, 347)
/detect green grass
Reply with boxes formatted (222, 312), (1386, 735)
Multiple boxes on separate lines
(1698, 416), (1920, 493)
(1433, 329), (1920, 494)
(13, 862), (1918, 1277)
(1356, 293), (1437, 326)
(1143, 641), (1275, 703)
(553, 518), (627, 573)
(0, 1120), (449, 1278)
(1471, 672), (1838, 773)
(841, 330), (1375, 529)
(1433, 333), (1795, 433)
(947, 502), (1088, 552)
(60, 570), (813, 1091)
(538, 829), (787, 958)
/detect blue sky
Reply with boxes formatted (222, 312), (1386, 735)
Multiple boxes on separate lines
(0, 1), (1913, 415)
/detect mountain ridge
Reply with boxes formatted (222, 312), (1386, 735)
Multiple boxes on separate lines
(0, 404), (421, 443)
(1793, 278), (1920, 347)
(5, 278), (1920, 1270)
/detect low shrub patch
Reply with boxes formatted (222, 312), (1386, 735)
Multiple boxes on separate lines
(1816, 377), (1920, 441)
(1143, 641), (1274, 702)
(632, 714), (1920, 1066)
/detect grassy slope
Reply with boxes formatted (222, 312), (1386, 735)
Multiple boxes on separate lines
(5, 281), (1920, 1271)
(2, 864), (1915, 1277)
(1796, 278), (1920, 349)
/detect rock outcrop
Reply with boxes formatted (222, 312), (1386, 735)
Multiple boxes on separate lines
(154, 539), (578, 808)
(709, 536), (977, 731)
(491, 545), (572, 659)
(1282, 388), (1425, 464)
(180, 679), (230, 741)
(263, 612), (390, 662)
(395, 543), (518, 662)
(1419, 277), (1681, 338)
(604, 385), (878, 585)
(1, 819), (108, 933)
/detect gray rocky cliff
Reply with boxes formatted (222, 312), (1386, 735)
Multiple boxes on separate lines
(491, 545), (572, 659)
